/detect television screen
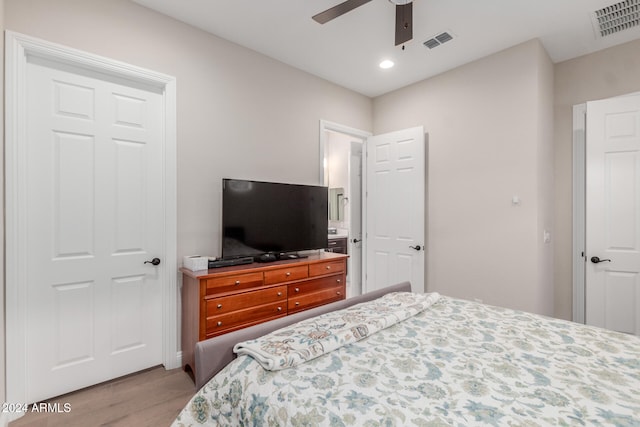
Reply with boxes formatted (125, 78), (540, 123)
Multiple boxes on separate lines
(222, 179), (328, 259)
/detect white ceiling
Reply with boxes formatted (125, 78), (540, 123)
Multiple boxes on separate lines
(132, 0), (640, 97)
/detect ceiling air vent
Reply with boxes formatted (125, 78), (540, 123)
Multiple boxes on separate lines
(423, 31), (454, 49)
(592, 0), (640, 38)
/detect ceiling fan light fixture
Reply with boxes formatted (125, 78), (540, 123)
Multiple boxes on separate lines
(379, 59), (395, 69)
(312, 0), (414, 46)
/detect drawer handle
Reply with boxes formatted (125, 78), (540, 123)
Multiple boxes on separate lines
(285, 272), (291, 277)
(217, 321), (223, 327)
(295, 302), (300, 306)
(235, 280), (241, 285)
(336, 279), (341, 283)
(294, 287), (300, 293)
(326, 265), (331, 270)
(277, 292), (282, 297)
(217, 303), (222, 309)
(336, 291), (341, 296)
(277, 306), (282, 312)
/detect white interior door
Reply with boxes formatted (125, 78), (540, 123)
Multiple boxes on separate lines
(586, 94), (640, 335)
(17, 51), (165, 403)
(365, 126), (425, 294)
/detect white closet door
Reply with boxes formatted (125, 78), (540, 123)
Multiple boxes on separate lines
(22, 55), (165, 403)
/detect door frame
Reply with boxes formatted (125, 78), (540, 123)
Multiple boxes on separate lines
(319, 120), (371, 295)
(5, 31), (178, 405)
(572, 103), (587, 324)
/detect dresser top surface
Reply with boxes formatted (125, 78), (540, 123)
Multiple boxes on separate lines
(181, 252), (348, 279)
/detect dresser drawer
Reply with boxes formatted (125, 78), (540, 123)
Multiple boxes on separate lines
(309, 260), (345, 277)
(206, 285), (286, 316)
(288, 274), (344, 297)
(288, 285), (344, 313)
(206, 301), (286, 336)
(205, 271), (264, 295)
(326, 237), (347, 254)
(264, 264), (308, 285)
(326, 238), (345, 248)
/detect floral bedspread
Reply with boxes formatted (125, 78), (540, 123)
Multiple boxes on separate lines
(173, 294), (640, 426)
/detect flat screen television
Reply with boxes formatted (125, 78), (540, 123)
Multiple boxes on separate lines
(222, 179), (328, 260)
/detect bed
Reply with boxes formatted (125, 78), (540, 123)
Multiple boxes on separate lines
(173, 282), (640, 426)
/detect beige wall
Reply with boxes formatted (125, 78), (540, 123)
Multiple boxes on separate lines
(535, 41), (556, 318)
(373, 40), (555, 316)
(553, 38), (640, 319)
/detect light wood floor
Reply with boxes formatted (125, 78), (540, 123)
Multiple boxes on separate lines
(9, 366), (196, 427)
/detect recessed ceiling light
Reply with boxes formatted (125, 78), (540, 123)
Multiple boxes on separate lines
(379, 60), (394, 69)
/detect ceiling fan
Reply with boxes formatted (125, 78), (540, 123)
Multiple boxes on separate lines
(312, 0), (413, 47)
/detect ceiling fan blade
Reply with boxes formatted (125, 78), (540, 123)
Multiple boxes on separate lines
(394, 2), (413, 46)
(312, 0), (372, 24)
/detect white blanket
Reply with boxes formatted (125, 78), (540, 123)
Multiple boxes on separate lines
(233, 291), (440, 370)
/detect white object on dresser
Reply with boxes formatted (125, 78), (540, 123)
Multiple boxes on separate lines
(183, 256), (209, 271)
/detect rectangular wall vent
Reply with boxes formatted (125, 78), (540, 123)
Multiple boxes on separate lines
(592, 0), (640, 37)
(423, 31), (454, 49)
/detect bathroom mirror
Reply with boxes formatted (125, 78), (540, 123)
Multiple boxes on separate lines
(329, 187), (345, 221)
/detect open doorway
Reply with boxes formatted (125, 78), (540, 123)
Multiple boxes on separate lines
(319, 120), (370, 297)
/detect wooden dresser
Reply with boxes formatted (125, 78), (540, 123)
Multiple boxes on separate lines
(180, 252), (347, 374)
